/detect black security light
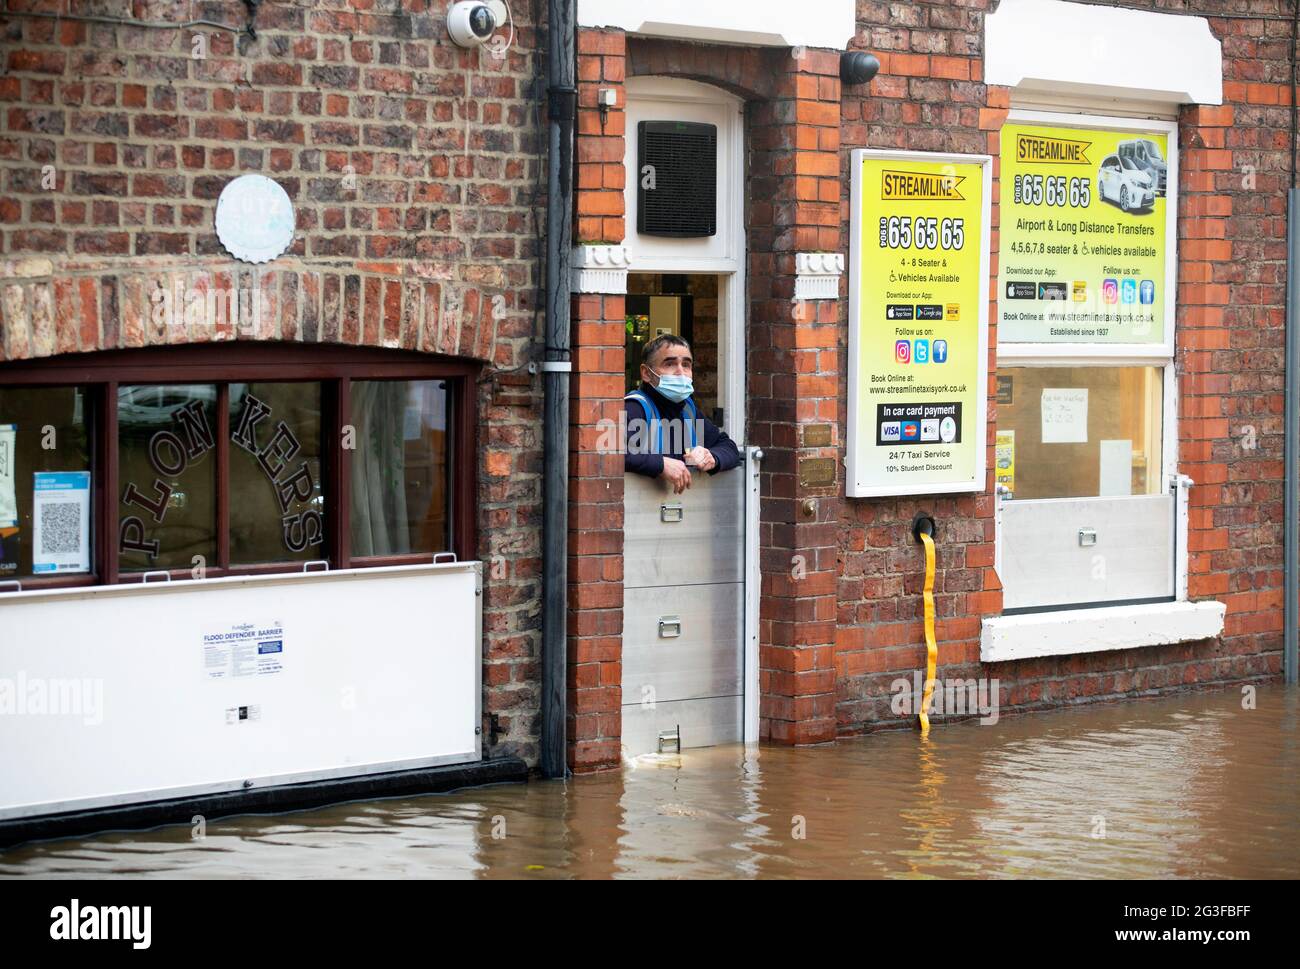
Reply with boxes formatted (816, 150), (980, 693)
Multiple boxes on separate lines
(840, 51), (880, 86)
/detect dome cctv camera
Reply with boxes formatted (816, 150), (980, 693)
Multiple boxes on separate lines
(448, 0), (504, 47)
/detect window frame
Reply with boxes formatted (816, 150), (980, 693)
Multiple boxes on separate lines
(996, 108), (1180, 491)
(0, 343), (479, 590)
(994, 108), (1182, 614)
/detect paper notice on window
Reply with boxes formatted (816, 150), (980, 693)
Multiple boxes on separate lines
(0, 425), (15, 528)
(1040, 389), (1088, 443)
(32, 471), (91, 573)
(1099, 439), (1133, 496)
(203, 620), (286, 680)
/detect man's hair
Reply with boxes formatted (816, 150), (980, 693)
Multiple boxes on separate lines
(641, 333), (689, 367)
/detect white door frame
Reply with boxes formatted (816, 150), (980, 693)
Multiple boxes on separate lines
(623, 74), (754, 743)
(623, 75), (747, 445)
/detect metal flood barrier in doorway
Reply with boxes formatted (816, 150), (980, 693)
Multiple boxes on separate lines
(621, 449), (759, 756)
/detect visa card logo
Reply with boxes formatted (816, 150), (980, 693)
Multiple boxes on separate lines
(895, 340), (911, 364)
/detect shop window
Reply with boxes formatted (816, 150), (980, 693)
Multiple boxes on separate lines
(350, 380), (450, 559)
(229, 382), (324, 566)
(995, 366), (1163, 500)
(118, 384), (219, 572)
(0, 346), (474, 589)
(996, 111), (1178, 613)
(0, 386), (92, 580)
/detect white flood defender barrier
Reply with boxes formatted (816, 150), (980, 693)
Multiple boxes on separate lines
(0, 561), (481, 821)
(621, 449), (760, 755)
(998, 493), (1174, 610)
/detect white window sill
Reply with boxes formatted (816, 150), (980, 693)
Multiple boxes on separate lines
(980, 600), (1226, 663)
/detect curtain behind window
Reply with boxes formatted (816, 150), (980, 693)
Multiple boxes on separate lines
(350, 381), (412, 557)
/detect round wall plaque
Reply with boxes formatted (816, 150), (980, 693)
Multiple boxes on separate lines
(214, 174), (295, 264)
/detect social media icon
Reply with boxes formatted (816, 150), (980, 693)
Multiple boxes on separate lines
(901, 422), (920, 441)
(932, 340), (948, 363)
(895, 340), (911, 364)
(1102, 278), (1119, 304)
(914, 339), (929, 364)
(920, 419), (940, 442)
(880, 422), (901, 443)
(1121, 278), (1137, 304)
(1139, 280), (1155, 304)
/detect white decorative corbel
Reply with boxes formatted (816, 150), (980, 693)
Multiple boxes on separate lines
(571, 244), (630, 295)
(794, 252), (845, 301)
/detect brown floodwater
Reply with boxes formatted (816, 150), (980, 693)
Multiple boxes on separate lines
(2, 685), (1297, 879)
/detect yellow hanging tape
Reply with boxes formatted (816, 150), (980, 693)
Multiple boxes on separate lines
(918, 532), (937, 736)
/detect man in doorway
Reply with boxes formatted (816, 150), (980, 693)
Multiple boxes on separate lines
(624, 334), (740, 493)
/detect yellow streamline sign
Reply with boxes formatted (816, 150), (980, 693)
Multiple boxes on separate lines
(998, 121), (1170, 345)
(847, 150), (991, 499)
(1014, 133), (1092, 166)
(881, 169), (967, 201)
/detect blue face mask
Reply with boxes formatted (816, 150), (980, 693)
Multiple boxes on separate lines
(653, 371), (693, 404)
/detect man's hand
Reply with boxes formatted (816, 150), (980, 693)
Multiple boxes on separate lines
(684, 446), (716, 472)
(660, 457), (692, 494)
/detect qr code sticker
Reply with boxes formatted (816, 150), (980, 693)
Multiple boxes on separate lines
(39, 501), (82, 555)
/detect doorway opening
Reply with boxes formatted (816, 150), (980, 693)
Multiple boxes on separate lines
(621, 270), (755, 757)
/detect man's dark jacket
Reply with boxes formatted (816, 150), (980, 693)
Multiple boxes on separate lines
(624, 380), (741, 478)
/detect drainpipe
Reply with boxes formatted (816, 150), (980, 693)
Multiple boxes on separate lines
(1287, 3), (1299, 687)
(540, 0), (576, 776)
(1286, 190), (1298, 686)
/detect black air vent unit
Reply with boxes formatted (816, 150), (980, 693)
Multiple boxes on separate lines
(637, 120), (717, 238)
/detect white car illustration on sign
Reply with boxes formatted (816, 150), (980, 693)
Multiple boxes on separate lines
(1097, 153), (1155, 213)
(1118, 138), (1167, 196)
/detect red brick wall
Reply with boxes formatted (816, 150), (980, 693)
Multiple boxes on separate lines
(833, 0), (1288, 735)
(568, 28), (627, 771)
(0, 0), (547, 762)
